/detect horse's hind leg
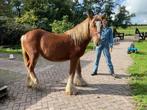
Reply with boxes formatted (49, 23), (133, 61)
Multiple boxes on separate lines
(24, 54), (32, 88)
(74, 59), (87, 86)
(21, 45), (32, 88)
(27, 53), (39, 88)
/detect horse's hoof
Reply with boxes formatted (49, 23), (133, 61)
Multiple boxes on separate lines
(32, 83), (38, 89)
(65, 86), (78, 95)
(65, 91), (78, 95)
(33, 79), (39, 85)
(74, 79), (88, 87)
(74, 81), (87, 87)
(27, 85), (33, 88)
(65, 91), (72, 95)
(27, 82), (38, 89)
(26, 81), (33, 88)
(29, 79), (38, 89)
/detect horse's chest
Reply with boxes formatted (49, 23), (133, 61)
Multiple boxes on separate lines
(70, 47), (84, 58)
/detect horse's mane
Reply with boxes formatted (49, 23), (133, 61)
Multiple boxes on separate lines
(65, 18), (90, 45)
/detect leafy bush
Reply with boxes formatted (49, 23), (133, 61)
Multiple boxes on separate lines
(16, 10), (52, 31)
(15, 10), (38, 27)
(0, 18), (32, 45)
(50, 15), (74, 33)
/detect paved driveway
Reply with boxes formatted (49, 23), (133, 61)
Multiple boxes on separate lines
(0, 40), (135, 110)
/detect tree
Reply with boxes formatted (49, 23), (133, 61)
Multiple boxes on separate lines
(82, 0), (135, 28)
(102, 0), (115, 26)
(15, 10), (38, 27)
(71, 1), (85, 24)
(0, 0), (13, 17)
(50, 15), (73, 33)
(11, 0), (22, 17)
(15, 0), (74, 30)
(0, 0), (32, 45)
(113, 6), (135, 28)
(83, 0), (104, 14)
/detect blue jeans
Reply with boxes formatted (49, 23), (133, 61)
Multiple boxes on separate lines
(93, 44), (114, 74)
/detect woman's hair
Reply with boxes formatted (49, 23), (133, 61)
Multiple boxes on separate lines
(101, 15), (108, 20)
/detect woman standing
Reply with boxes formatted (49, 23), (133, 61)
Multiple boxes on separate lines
(92, 16), (116, 77)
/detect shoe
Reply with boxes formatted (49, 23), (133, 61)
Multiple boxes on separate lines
(111, 73), (119, 78)
(91, 72), (97, 76)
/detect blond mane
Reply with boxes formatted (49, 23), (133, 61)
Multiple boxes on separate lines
(65, 18), (91, 45)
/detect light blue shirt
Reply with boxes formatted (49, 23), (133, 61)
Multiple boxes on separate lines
(100, 27), (113, 48)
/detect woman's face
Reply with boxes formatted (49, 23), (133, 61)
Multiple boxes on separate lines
(102, 19), (108, 27)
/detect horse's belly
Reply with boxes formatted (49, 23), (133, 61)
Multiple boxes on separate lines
(43, 55), (69, 62)
(41, 50), (70, 62)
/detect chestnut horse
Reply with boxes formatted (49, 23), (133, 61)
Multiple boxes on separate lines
(21, 15), (101, 95)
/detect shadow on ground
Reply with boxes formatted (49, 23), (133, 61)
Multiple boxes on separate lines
(0, 59), (93, 109)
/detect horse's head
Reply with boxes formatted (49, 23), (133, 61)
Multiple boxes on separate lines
(89, 15), (102, 46)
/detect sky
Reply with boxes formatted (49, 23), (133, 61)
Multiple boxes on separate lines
(78, 0), (147, 24)
(122, 0), (147, 24)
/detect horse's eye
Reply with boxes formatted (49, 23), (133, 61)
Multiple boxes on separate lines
(91, 23), (96, 27)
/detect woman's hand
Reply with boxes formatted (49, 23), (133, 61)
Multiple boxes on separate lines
(110, 48), (112, 52)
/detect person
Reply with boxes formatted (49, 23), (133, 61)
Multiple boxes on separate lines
(135, 28), (140, 40)
(135, 28), (140, 34)
(92, 16), (116, 77)
(113, 27), (117, 38)
(112, 27), (119, 45)
(127, 42), (138, 54)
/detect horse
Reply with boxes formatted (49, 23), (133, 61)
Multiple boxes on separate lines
(21, 14), (102, 95)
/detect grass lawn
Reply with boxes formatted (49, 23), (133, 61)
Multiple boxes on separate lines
(117, 25), (147, 36)
(85, 41), (95, 52)
(128, 41), (147, 110)
(0, 45), (22, 54)
(0, 42), (95, 54)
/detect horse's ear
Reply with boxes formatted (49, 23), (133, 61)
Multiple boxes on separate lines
(86, 10), (94, 19)
(94, 15), (102, 21)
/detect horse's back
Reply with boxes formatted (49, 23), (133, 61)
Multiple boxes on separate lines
(20, 29), (72, 61)
(21, 29), (47, 54)
(21, 29), (45, 42)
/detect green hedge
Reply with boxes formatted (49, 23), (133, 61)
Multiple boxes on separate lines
(50, 15), (74, 33)
(0, 20), (32, 45)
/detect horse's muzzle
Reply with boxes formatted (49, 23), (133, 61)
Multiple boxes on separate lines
(96, 39), (101, 46)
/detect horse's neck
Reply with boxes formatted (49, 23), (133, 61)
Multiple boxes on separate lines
(61, 18), (92, 53)
(78, 38), (91, 52)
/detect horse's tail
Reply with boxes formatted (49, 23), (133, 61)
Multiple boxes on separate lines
(21, 35), (29, 67)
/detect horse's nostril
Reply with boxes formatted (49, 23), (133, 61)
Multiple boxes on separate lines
(96, 43), (99, 46)
(96, 40), (101, 46)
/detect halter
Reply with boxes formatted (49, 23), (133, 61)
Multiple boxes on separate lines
(90, 31), (101, 37)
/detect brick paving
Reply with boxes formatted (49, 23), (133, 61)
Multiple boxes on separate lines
(0, 40), (136, 110)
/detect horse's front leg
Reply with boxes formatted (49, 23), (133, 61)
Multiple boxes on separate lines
(65, 58), (78, 95)
(74, 59), (87, 86)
